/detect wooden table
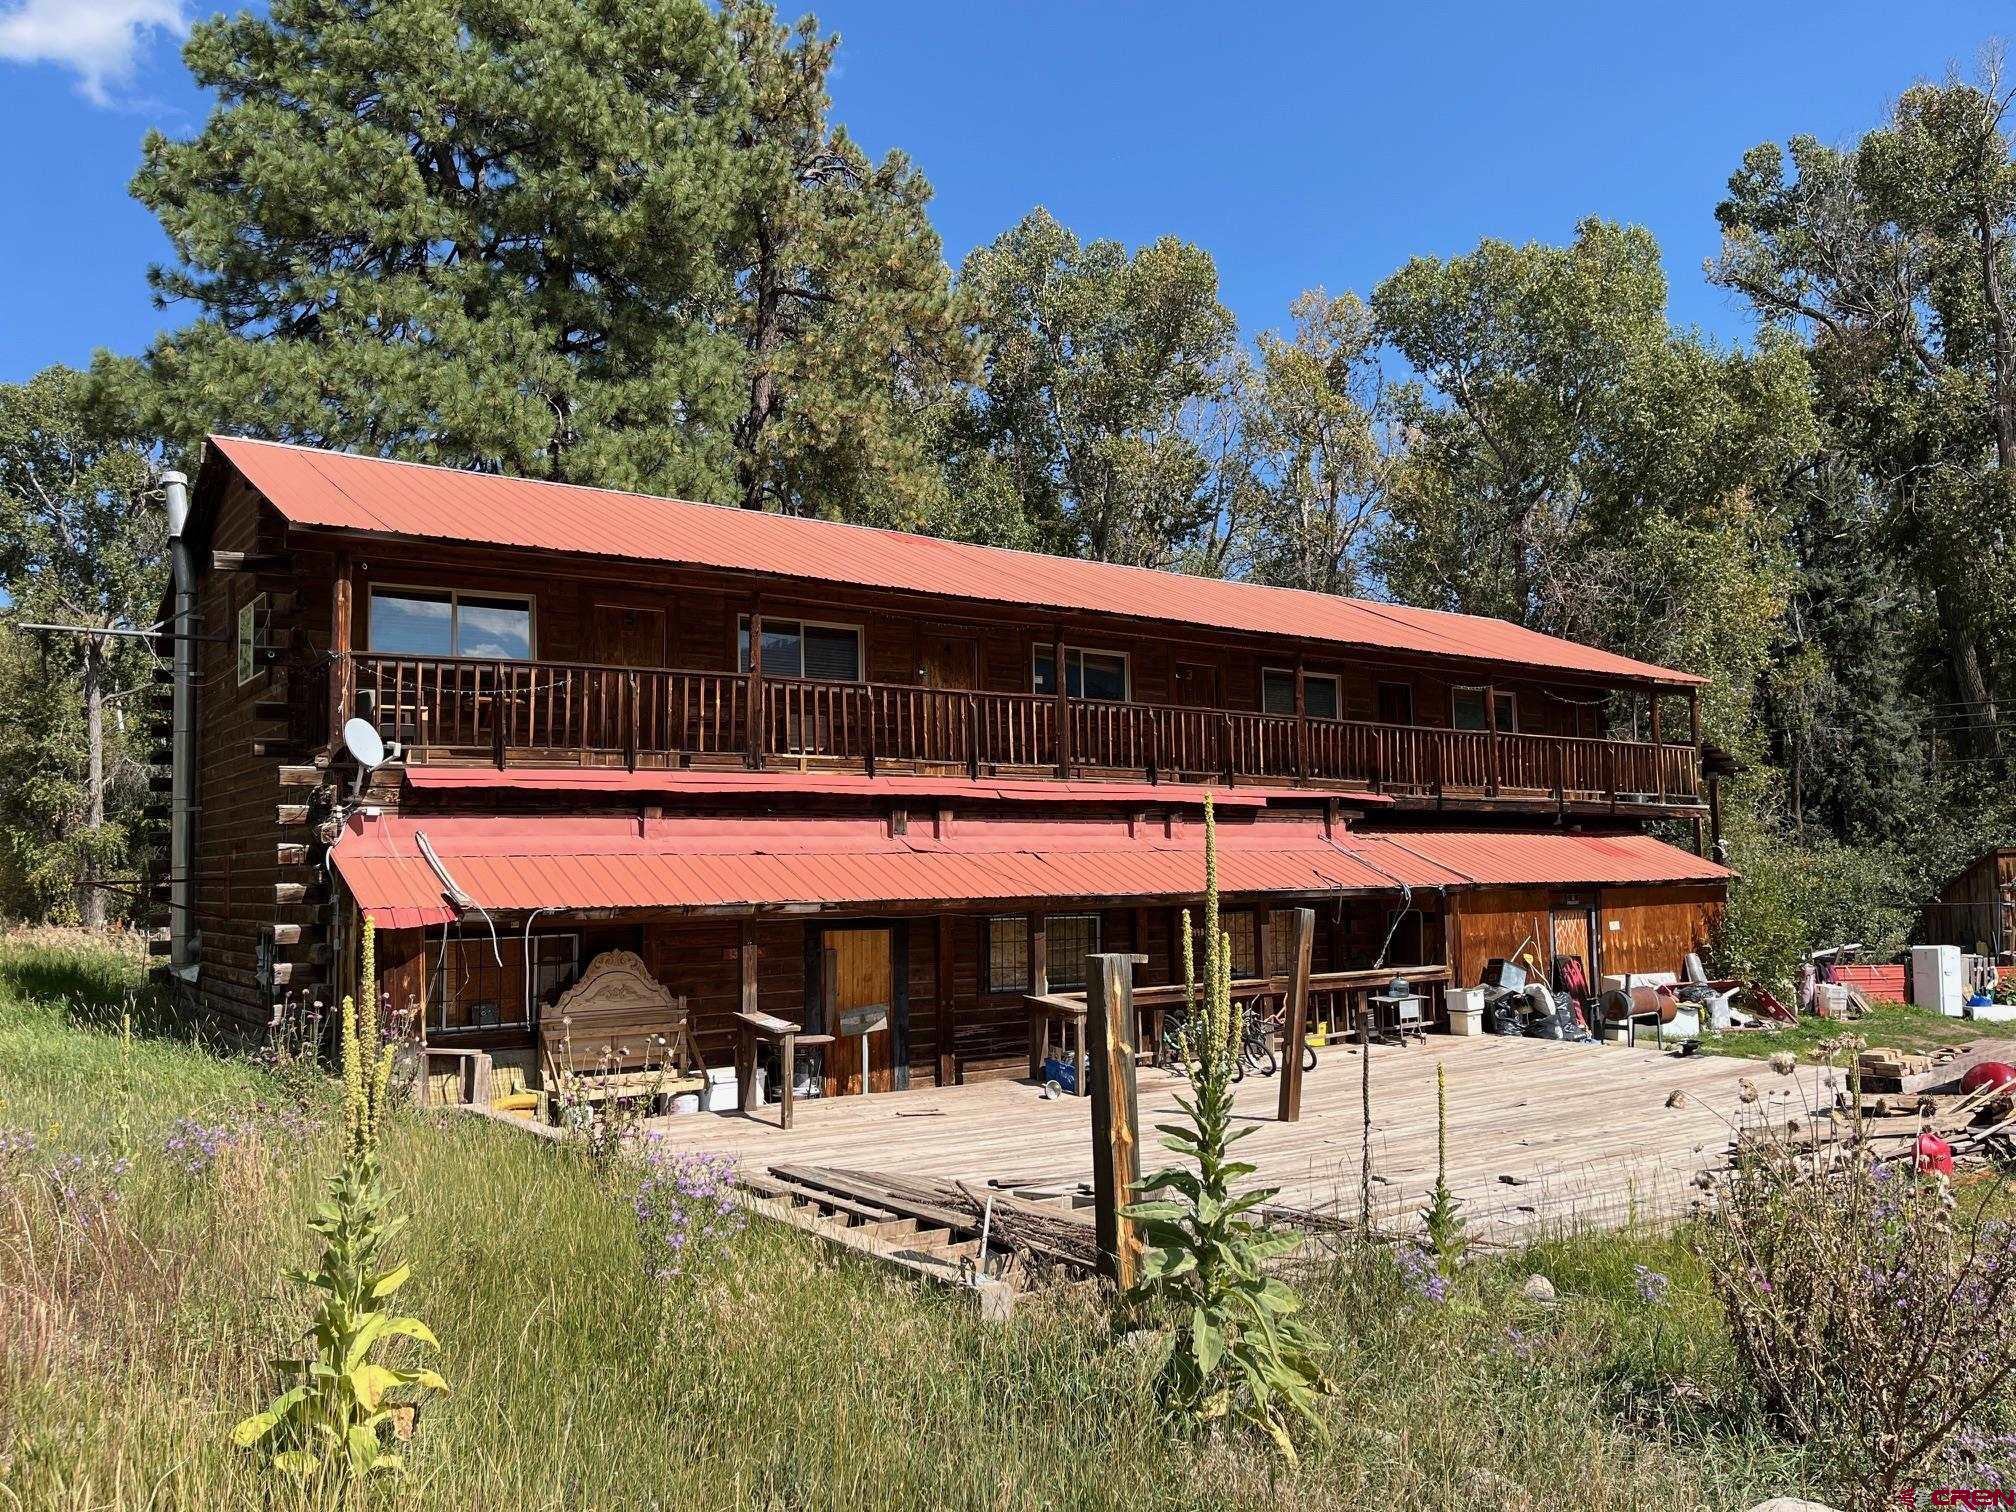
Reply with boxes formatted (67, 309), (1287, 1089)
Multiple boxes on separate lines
(1026, 996), (1089, 1095)
(734, 1011), (834, 1130)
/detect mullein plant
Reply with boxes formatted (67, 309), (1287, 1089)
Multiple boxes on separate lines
(1420, 1061), (1467, 1275)
(1122, 795), (1335, 1461)
(234, 921), (447, 1480)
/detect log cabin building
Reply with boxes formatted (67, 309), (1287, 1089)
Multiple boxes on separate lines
(153, 435), (1730, 1097)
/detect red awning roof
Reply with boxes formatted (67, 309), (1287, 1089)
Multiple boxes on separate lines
(397, 767), (1385, 808)
(1358, 828), (1730, 887)
(203, 435), (1702, 687)
(329, 812), (1722, 928)
(330, 811), (1461, 928)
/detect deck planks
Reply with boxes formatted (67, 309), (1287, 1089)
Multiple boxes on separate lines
(640, 1035), (1769, 1240)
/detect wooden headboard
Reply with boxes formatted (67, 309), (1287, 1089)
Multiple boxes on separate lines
(539, 950), (701, 1077)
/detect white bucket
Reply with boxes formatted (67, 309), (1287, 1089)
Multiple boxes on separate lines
(702, 1066), (761, 1112)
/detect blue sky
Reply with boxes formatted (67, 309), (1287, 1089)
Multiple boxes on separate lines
(1, 0), (2009, 384)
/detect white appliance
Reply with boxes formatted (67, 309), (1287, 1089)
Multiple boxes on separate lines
(1910, 945), (1965, 1017)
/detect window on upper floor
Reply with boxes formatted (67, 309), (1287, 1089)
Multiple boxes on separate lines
(738, 616), (863, 681)
(1451, 688), (1518, 733)
(1032, 646), (1129, 702)
(1260, 668), (1340, 720)
(370, 588), (533, 660)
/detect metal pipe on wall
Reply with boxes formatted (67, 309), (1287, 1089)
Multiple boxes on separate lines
(164, 469), (197, 977)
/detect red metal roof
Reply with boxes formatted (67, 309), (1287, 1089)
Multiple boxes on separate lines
(1357, 828), (1730, 887)
(330, 810), (1461, 928)
(398, 767), (1387, 809)
(329, 811), (1721, 927)
(205, 435), (1702, 687)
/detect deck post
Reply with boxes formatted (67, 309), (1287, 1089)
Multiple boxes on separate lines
(1606, 737), (1619, 811)
(1552, 736), (1565, 814)
(1053, 629), (1070, 779)
(327, 552), (353, 753)
(1275, 908), (1314, 1123)
(1484, 682), (1501, 796)
(747, 604), (765, 771)
(491, 660), (507, 768)
(1025, 914), (1050, 1079)
(965, 691), (980, 779)
(1651, 692), (1666, 804)
(935, 913), (957, 1086)
(1085, 951), (1143, 1290)
(1294, 651), (1308, 783)
(863, 684), (877, 777)
(624, 670), (640, 772)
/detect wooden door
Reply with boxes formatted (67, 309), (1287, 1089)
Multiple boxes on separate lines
(1174, 661), (1217, 708)
(590, 602), (666, 669)
(822, 927), (896, 1097)
(1376, 681), (1415, 726)
(921, 634), (977, 691)
(1551, 909), (1594, 989)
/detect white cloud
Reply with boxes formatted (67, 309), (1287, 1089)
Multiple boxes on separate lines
(0, 0), (187, 107)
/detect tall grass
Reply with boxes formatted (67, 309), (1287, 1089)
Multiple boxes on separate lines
(0, 936), (1831, 1509)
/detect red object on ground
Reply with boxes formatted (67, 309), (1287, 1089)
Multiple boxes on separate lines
(1916, 1133), (1955, 1176)
(1960, 1062), (2016, 1097)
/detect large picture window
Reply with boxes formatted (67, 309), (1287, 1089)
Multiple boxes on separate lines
(1261, 669), (1341, 720)
(738, 617), (862, 681)
(1451, 689), (1518, 732)
(370, 588), (533, 660)
(1032, 646), (1129, 702)
(427, 932), (578, 1033)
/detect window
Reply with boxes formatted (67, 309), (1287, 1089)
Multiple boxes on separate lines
(236, 593), (267, 687)
(1267, 915), (1300, 978)
(987, 916), (1030, 994)
(1032, 646), (1129, 702)
(1451, 689), (1518, 733)
(426, 932), (578, 1033)
(370, 588), (532, 660)
(1045, 914), (1101, 991)
(1261, 669), (1340, 720)
(738, 617), (863, 681)
(1376, 681), (1415, 726)
(1195, 910), (1259, 978)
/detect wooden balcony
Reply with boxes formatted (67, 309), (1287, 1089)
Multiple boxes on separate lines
(352, 653), (1705, 812)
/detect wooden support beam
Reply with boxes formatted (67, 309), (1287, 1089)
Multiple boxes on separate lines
(1294, 650), (1308, 782)
(1052, 628), (1070, 779)
(747, 602), (765, 771)
(1024, 913), (1051, 1080)
(1484, 683), (1501, 796)
(327, 552), (354, 752)
(739, 918), (760, 1019)
(1085, 951), (1143, 1290)
(935, 913), (957, 1087)
(213, 550), (289, 574)
(1650, 693), (1665, 804)
(1275, 908), (1315, 1123)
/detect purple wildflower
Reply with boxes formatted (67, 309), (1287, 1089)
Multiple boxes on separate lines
(163, 1116), (245, 1179)
(631, 1141), (743, 1282)
(1633, 1264), (1671, 1305)
(1394, 1243), (1449, 1303)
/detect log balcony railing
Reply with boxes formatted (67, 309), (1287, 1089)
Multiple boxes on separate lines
(350, 652), (1705, 810)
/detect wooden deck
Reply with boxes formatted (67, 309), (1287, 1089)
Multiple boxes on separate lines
(648, 1035), (1762, 1240)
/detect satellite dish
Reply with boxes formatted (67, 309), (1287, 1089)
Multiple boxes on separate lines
(342, 717), (386, 770)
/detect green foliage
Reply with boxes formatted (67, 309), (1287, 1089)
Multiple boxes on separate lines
(948, 208), (1239, 563)
(1369, 219), (1815, 757)
(133, 0), (968, 518)
(1122, 796), (1334, 1460)
(0, 365), (165, 926)
(1420, 1063), (1466, 1275)
(232, 922), (446, 1481)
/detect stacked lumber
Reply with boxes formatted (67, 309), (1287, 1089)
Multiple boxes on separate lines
(1853, 1043), (1994, 1094)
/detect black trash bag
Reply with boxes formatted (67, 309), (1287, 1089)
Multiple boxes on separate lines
(1487, 996), (1525, 1036)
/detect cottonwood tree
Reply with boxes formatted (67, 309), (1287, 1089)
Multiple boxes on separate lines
(1371, 218), (1815, 753)
(1233, 288), (1394, 595)
(1712, 63), (2016, 765)
(0, 367), (165, 926)
(948, 209), (1239, 565)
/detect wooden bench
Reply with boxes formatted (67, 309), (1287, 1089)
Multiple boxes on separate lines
(733, 1011), (834, 1130)
(539, 951), (705, 1115)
